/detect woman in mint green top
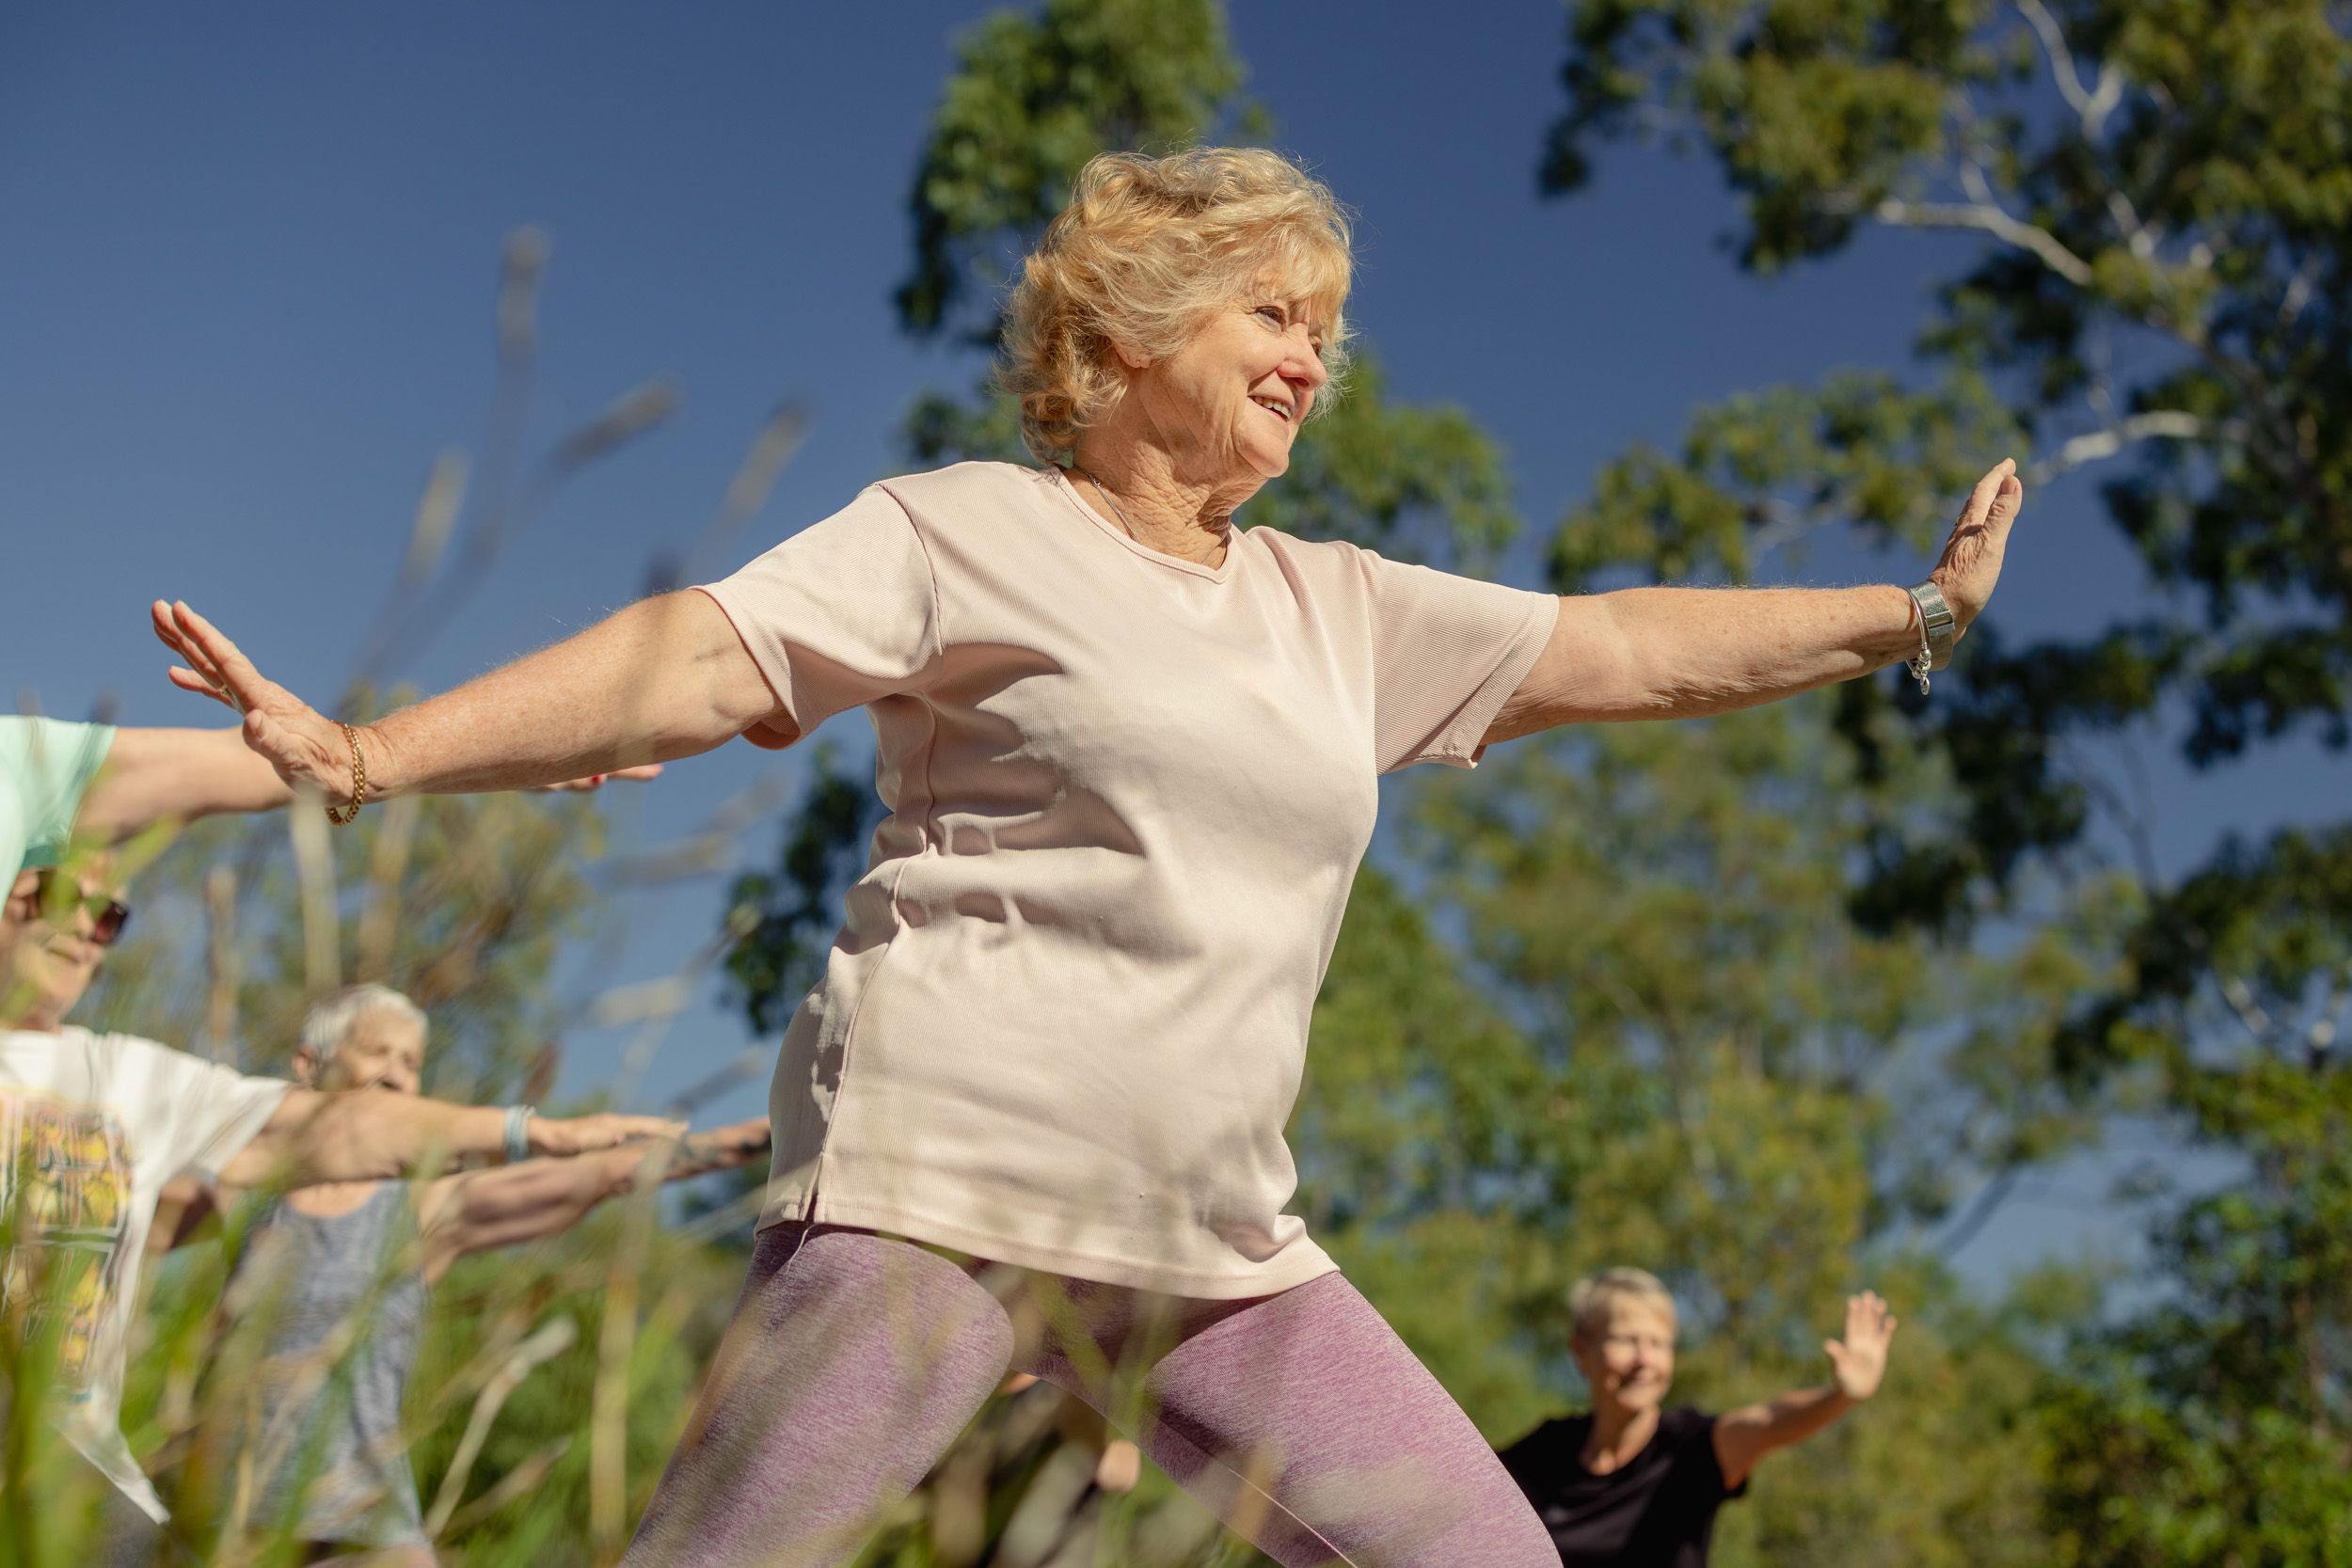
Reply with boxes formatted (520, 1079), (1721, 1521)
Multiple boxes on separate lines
(0, 716), (115, 878)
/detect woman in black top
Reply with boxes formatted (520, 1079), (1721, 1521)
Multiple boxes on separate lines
(1498, 1269), (1898, 1567)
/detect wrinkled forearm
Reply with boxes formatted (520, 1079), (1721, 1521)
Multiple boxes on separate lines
(358, 591), (783, 799)
(1493, 584), (1922, 739)
(73, 727), (294, 839)
(1603, 584), (1920, 718)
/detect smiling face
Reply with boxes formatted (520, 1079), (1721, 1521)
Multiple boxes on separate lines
(0, 865), (119, 1032)
(1572, 1298), (1678, 1417)
(1122, 282), (1333, 495)
(296, 1006), (427, 1096)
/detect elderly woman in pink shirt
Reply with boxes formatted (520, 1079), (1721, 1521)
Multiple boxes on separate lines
(159, 147), (2024, 1567)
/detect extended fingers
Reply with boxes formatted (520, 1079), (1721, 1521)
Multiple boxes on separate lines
(169, 601), (256, 684)
(621, 1115), (690, 1142)
(1847, 1290), (1895, 1340)
(166, 601), (274, 710)
(539, 762), (666, 793)
(164, 663), (240, 710)
(1960, 459), (2018, 530)
(154, 602), (232, 700)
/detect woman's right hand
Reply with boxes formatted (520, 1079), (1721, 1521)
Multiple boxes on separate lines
(153, 599), (364, 803)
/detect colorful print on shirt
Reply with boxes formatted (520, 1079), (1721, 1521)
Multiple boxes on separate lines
(1, 1090), (134, 1377)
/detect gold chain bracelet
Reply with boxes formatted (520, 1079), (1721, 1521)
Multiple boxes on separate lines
(325, 721), (370, 826)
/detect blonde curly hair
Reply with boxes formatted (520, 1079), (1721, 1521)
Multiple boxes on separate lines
(1000, 147), (1355, 463)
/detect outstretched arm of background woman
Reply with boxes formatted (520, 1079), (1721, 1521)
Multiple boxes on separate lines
(1487, 460), (2024, 740)
(153, 589), (781, 804)
(1709, 1291), (1899, 1490)
(413, 1117), (770, 1283)
(216, 1087), (684, 1190)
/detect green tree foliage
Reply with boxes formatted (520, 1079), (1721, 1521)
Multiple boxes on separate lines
(1295, 705), (2096, 1565)
(1538, 0), (2352, 1556)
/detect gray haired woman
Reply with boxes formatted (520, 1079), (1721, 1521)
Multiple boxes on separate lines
(158, 147), (2023, 1567)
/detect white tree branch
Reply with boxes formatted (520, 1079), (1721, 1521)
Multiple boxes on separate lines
(2017, 0), (2122, 140)
(2026, 410), (2220, 484)
(1876, 198), (2094, 286)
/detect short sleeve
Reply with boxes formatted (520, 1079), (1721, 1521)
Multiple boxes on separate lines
(1, 716), (116, 875)
(698, 486), (943, 736)
(1668, 1407), (1747, 1502)
(1357, 552), (1558, 774)
(1494, 1418), (1567, 1492)
(142, 1044), (293, 1180)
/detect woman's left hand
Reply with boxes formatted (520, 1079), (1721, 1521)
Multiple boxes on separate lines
(1824, 1290), (1899, 1402)
(154, 599), (359, 800)
(1929, 459), (2026, 633)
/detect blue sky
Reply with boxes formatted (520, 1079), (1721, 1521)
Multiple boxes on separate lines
(5, 3), (2336, 1292)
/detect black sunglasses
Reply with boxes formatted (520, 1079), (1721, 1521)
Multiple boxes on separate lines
(21, 869), (132, 947)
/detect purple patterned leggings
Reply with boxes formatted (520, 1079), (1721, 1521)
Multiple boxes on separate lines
(622, 1223), (1554, 1567)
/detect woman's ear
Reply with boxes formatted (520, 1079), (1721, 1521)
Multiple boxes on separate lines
(1106, 334), (1151, 372)
(290, 1045), (320, 1087)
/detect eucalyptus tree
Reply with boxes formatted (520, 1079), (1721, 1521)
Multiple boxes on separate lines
(1536, 1), (2352, 1556)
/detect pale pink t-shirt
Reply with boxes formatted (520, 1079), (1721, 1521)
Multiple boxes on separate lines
(702, 461), (1557, 1298)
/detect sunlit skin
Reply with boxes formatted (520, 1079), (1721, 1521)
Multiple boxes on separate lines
(1571, 1291), (1899, 1489)
(1069, 282), (1332, 567)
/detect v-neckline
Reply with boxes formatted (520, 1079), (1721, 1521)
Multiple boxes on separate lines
(1047, 467), (1239, 584)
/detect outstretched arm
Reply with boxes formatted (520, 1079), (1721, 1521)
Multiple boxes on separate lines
(154, 589), (782, 806)
(216, 1087), (685, 1191)
(1487, 460), (2023, 739)
(73, 727), (294, 838)
(1711, 1291), (1899, 1490)
(413, 1117), (771, 1282)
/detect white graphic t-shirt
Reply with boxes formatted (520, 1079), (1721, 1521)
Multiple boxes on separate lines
(0, 1026), (289, 1521)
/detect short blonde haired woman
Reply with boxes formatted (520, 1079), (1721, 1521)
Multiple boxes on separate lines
(1500, 1271), (1899, 1565)
(159, 147), (2021, 1568)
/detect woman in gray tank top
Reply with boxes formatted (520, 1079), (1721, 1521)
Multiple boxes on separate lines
(238, 1180), (433, 1554)
(225, 987), (770, 1564)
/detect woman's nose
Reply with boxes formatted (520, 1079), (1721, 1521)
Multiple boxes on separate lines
(1287, 329), (1328, 387)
